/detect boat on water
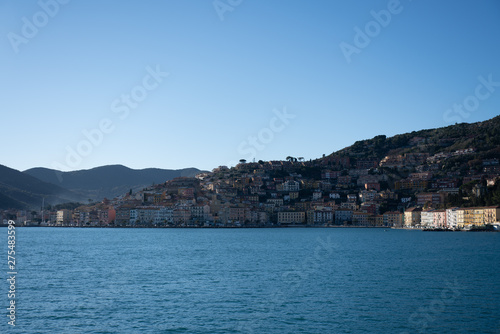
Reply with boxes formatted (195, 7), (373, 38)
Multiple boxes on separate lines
(422, 228), (454, 232)
(467, 225), (498, 232)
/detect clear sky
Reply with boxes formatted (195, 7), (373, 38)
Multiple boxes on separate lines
(1, 0), (499, 172)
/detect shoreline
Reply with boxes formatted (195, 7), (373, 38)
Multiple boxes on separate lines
(1, 224), (497, 231)
(0, 224), (391, 229)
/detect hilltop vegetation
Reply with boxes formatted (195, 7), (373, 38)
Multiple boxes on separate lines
(329, 115), (500, 162)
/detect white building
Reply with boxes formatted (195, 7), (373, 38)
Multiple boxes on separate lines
(308, 208), (334, 225)
(312, 190), (322, 201)
(446, 208), (461, 229)
(56, 209), (72, 225)
(329, 193), (340, 199)
(420, 210), (435, 227)
(359, 190), (377, 203)
(282, 180), (300, 192)
(130, 209), (138, 225)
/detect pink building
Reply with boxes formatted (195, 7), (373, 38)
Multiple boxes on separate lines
(98, 208), (116, 225)
(433, 210), (447, 228)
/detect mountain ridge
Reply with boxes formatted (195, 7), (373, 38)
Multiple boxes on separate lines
(321, 115), (500, 164)
(0, 164), (85, 209)
(24, 164), (205, 203)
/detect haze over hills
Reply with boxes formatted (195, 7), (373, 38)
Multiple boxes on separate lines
(24, 165), (204, 203)
(0, 164), (85, 209)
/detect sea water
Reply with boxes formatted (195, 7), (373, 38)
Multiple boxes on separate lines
(1, 227), (499, 333)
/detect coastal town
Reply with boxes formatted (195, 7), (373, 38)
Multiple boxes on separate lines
(3, 147), (500, 230)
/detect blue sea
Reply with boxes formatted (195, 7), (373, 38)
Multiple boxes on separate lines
(1, 227), (499, 333)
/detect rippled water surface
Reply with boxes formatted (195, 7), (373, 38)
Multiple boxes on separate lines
(1, 227), (499, 333)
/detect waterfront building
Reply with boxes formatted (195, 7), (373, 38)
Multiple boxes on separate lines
(352, 212), (371, 226)
(335, 209), (353, 225)
(433, 210), (447, 228)
(307, 208), (334, 225)
(278, 211), (306, 225)
(404, 207), (422, 227)
(56, 209), (72, 225)
(420, 210), (434, 227)
(383, 211), (403, 227)
(446, 207), (460, 229)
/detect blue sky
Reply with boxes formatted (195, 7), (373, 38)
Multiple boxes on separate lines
(1, 0), (499, 172)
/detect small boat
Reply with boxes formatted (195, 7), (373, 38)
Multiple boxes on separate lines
(423, 228), (453, 232)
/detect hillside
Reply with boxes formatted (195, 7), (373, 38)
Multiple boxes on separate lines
(24, 165), (204, 202)
(0, 164), (85, 209)
(322, 115), (500, 164)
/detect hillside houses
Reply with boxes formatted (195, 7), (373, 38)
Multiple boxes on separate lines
(4, 143), (500, 229)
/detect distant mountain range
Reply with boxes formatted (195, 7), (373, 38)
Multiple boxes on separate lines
(24, 165), (204, 204)
(0, 164), (204, 209)
(0, 164), (85, 209)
